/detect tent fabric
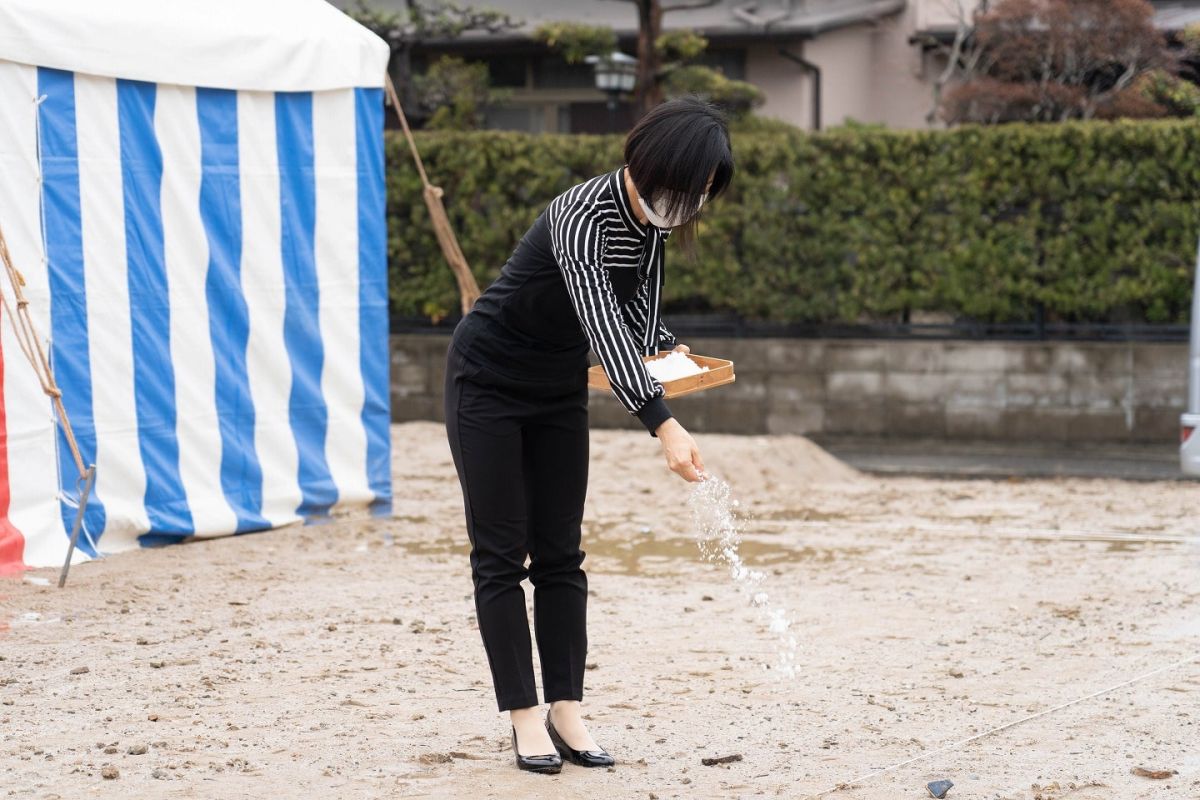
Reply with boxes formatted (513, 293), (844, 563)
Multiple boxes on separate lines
(0, 58), (392, 571)
(0, 0), (390, 93)
(0, 61), (63, 571)
(0, 301), (24, 571)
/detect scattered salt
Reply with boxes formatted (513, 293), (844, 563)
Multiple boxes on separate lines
(687, 475), (799, 679)
(645, 350), (709, 383)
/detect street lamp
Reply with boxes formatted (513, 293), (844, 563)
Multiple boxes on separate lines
(585, 51), (637, 131)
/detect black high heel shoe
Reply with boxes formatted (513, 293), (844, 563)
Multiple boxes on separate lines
(511, 725), (562, 774)
(546, 712), (615, 768)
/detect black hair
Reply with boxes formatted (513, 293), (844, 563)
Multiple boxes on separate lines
(623, 95), (734, 256)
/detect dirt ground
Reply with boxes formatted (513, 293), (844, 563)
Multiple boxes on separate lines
(2, 421), (1197, 800)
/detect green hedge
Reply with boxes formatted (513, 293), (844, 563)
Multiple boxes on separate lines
(385, 120), (1200, 325)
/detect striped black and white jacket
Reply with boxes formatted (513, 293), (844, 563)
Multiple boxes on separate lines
(454, 166), (678, 437)
(545, 166), (678, 436)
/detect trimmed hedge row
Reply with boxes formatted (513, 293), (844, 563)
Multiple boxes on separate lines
(385, 121), (1200, 325)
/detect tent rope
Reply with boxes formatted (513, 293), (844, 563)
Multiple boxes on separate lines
(0, 221), (87, 479)
(0, 224), (86, 478)
(0, 219), (96, 588)
(383, 74), (481, 317)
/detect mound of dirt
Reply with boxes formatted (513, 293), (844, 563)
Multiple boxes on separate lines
(398, 420), (862, 502)
(587, 425), (863, 501)
(688, 431), (863, 496)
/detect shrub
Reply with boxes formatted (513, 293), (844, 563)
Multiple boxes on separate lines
(386, 120), (1200, 325)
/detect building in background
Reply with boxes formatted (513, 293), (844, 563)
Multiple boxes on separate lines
(337, 0), (1200, 131)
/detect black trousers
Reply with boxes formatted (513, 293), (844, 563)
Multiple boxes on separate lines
(443, 340), (590, 712)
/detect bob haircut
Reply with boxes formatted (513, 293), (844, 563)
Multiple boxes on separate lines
(623, 95), (734, 256)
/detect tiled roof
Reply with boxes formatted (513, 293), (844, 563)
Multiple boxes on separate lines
(1151, 1), (1200, 31)
(918, 0), (1200, 38)
(333, 0), (906, 42)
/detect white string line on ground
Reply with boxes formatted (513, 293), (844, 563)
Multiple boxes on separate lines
(746, 518), (1200, 546)
(805, 650), (1200, 799)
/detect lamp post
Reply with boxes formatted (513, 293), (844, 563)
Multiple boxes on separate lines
(585, 51), (637, 132)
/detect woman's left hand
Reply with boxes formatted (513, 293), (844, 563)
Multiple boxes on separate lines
(672, 343), (690, 355)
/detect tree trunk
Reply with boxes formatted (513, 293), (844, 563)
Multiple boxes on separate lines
(634, 0), (664, 117)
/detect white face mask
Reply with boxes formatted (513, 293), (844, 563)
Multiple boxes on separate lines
(639, 192), (706, 229)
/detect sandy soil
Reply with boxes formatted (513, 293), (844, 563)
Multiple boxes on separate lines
(2, 421), (1197, 800)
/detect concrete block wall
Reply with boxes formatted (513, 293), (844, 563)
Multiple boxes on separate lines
(392, 335), (1187, 443)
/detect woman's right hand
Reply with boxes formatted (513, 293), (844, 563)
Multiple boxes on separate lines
(655, 418), (706, 482)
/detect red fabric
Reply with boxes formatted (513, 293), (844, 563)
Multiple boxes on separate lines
(0, 300), (26, 574)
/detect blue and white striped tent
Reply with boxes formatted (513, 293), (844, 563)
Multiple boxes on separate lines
(0, 0), (393, 571)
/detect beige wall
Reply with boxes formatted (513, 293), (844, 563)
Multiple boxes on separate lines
(748, 27), (897, 130)
(747, 19), (944, 130)
(805, 26), (878, 127)
(870, 2), (946, 128)
(745, 43), (811, 128)
(745, 2), (973, 130)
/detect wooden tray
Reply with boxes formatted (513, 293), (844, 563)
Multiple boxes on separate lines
(587, 352), (736, 399)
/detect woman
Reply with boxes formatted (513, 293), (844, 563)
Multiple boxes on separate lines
(443, 97), (734, 774)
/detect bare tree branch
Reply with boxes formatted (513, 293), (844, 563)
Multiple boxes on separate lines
(940, 0), (1171, 124)
(926, 0), (975, 125)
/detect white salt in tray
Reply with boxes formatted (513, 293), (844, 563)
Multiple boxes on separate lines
(587, 350), (735, 399)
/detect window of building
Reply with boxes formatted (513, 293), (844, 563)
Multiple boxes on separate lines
(482, 54), (529, 88)
(532, 54), (595, 89)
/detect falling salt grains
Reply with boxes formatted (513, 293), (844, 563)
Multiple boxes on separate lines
(686, 475), (798, 679)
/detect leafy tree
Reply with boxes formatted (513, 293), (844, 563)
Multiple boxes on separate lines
(345, 0), (520, 125)
(652, 29), (764, 117)
(535, 12), (763, 120)
(611, 0), (720, 115)
(1131, 69), (1200, 118)
(662, 64), (763, 118)
(412, 56), (510, 129)
(533, 22), (616, 64)
(655, 29), (707, 62)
